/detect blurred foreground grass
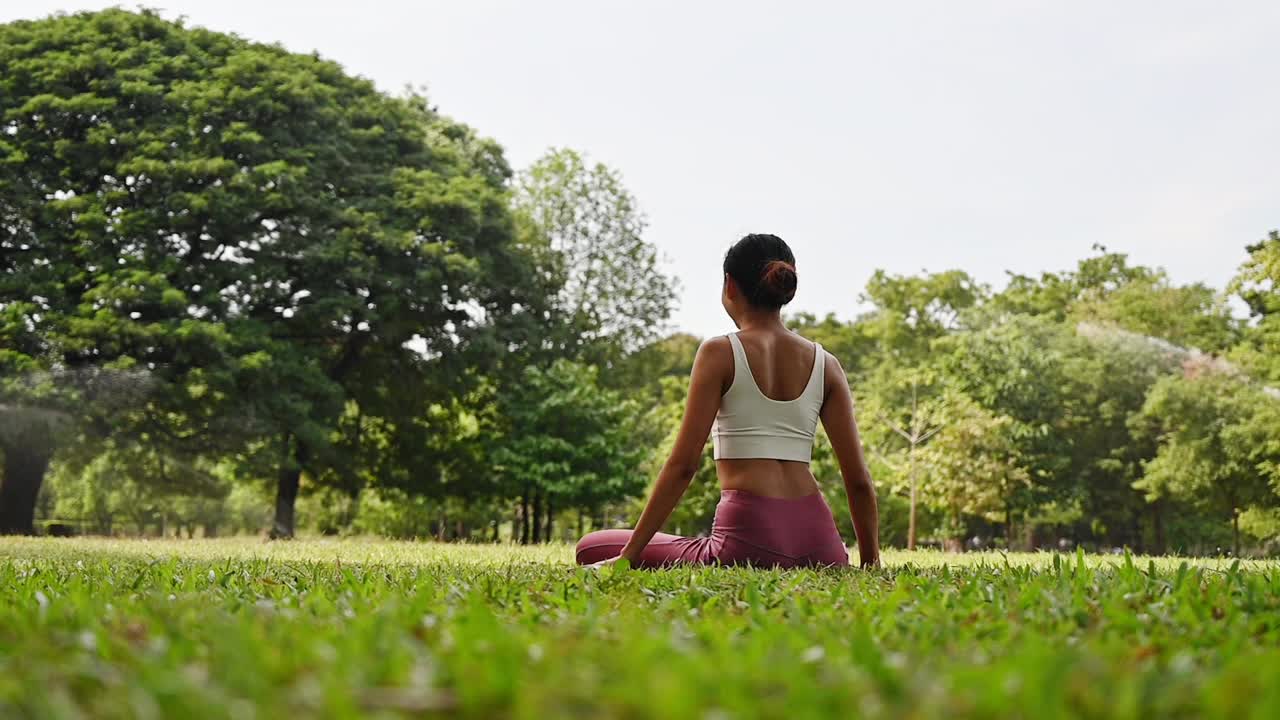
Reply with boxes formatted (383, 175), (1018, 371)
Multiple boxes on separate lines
(2, 537), (1278, 719)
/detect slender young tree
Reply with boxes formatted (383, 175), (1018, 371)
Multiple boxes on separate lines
(873, 379), (944, 551)
(512, 148), (677, 368)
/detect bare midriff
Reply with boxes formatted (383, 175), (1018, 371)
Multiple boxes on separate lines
(715, 458), (822, 499)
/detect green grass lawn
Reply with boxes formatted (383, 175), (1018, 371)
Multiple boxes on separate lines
(1, 538), (1278, 719)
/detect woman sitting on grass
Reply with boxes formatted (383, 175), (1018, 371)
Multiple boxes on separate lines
(577, 234), (880, 569)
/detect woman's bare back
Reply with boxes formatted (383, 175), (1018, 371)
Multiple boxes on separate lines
(714, 328), (832, 499)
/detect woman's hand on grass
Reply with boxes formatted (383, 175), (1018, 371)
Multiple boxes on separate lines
(586, 556), (632, 571)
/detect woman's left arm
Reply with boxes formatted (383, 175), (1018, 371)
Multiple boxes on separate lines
(614, 337), (730, 564)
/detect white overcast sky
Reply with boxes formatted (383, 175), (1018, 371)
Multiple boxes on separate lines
(6, 2), (1279, 337)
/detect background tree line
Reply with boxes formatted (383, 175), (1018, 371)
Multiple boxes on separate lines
(3, 9), (1279, 554)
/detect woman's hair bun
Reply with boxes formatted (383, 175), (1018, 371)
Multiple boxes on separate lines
(759, 260), (798, 306)
(723, 234), (798, 309)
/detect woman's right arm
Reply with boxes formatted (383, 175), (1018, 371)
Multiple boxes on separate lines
(819, 354), (881, 568)
(612, 337), (729, 565)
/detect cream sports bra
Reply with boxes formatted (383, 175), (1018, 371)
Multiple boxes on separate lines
(711, 332), (826, 463)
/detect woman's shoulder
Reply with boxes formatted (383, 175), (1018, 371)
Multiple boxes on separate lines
(691, 336), (736, 392)
(696, 334), (734, 361)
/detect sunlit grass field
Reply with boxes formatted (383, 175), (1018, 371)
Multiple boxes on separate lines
(2, 538), (1278, 719)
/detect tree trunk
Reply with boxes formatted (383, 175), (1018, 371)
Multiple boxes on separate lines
(1135, 502), (1147, 554)
(271, 467), (301, 540)
(544, 497), (554, 543)
(907, 476), (918, 551)
(944, 511), (963, 553)
(1233, 509), (1240, 557)
(520, 489), (530, 545)
(1004, 498), (1015, 549)
(270, 435), (307, 540)
(531, 490), (543, 544)
(1152, 499), (1167, 555)
(343, 487), (362, 531)
(130, 510), (144, 536)
(906, 444), (918, 551)
(0, 444), (52, 535)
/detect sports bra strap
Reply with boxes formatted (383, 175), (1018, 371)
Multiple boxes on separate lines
(810, 341), (825, 396)
(726, 332), (749, 375)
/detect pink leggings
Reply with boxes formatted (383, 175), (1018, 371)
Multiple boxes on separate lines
(576, 489), (849, 569)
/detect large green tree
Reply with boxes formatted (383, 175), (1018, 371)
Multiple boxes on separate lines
(0, 9), (537, 536)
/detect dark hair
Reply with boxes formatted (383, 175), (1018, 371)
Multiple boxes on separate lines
(723, 233), (797, 309)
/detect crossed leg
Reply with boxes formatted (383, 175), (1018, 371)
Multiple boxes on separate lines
(575, 529), (717, 567)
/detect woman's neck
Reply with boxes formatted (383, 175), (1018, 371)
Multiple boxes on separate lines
(735, 310), (786, 333)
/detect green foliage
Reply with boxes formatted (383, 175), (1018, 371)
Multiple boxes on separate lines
(1231, 230), (1280, 382)
(1239, 507), (1280, 547)
(608, 332), (700, 397)
(916, 392), (1029, 539)
(855, 270), (986, 379)
(40, 450), (239, 536)
(493, 360), (646, 527)
(993, 245), (1160, 321)
(513, 148), (677, 366)
(833, 243), (1270, 552)
(344, 487), (437, 539)
(1071, 276), (1236, 353)
(1136, 370), (1280, 553)
(933, 316), (1076, 532)
(788, 312), (877, 376)
(3, 539), (1280, 718)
